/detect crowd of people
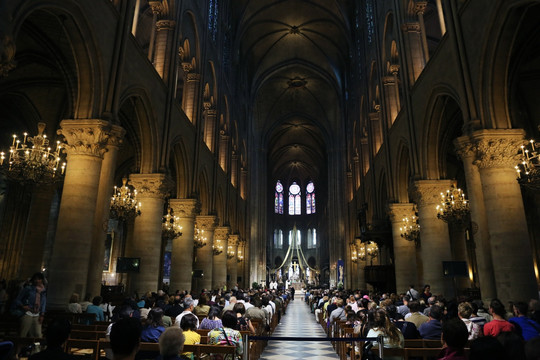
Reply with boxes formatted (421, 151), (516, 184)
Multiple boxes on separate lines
(306, 284), (540, 360)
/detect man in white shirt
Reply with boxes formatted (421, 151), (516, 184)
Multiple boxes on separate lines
(174, 297), (199, 328)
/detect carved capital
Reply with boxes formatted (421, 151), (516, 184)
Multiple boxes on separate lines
(389, 64), (400, 75)
(181, 62), (192, 73)
(156, 20), (175, 31)
(471, 129), (526, 169)
(196, 215), (219, 232)
(58, 119), (112, 158)
(214, 227), (230, 240)
(129, 173), (172, 199)
(388, 203), (416, 224)
(187, 72), (200, 82)
(454, 136), (476, 161)
(382, 75), (395, 86)
(106, 124), (126, 149)
(228, 234), (239, 247)
(415, 1), (428, 14)
(149, 1), (162, 14)
(402, 22), (421, 33)
(411, 180), (455, 207)
(0, 34), (16, 77)
(169, 198), (201, 218)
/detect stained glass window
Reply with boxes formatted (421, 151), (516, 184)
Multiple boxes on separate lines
(208, 0), (219, 42)
(307, 228), (317, 249)
(275, 180), (283, 214)
(306, 181), (316, 214)
(289, 182), (301, 215)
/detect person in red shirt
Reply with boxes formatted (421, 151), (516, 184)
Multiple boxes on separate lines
(483, 299), (515, 337)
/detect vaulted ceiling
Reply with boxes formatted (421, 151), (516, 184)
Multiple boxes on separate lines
(231, 0), (353, 184)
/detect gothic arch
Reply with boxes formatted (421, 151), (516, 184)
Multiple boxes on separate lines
(216, 187), (224, 225)
(197, 167), (210, 215)
(180, 10), (201, 71)
(170, 137), (192, 198)
(395, 141), (411, 203)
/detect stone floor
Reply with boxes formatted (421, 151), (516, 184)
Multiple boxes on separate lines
(258, 293), (339, 360)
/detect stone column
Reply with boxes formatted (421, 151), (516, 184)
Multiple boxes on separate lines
(87, 125), (125, 297)
(213, 227), (229, 289)
(47, 120), (110, 308)
(182, 68), (201, 124)
(169, 198), (200, 293)
(154, 20), (175, 81)
(388, 203), (419, 293)
(19, 184), (55, 278)
(472, 130), (538, 302)
(147, 1), (162, 61)
(194, 215), (218, 292)
(219, 131), (229, 172)
(355, 239), (367, 289)
(127, 174), (170, 294)
(227, 235), (239, 288)
(231, 154), (238, 188)
(412, 180), (454, 297)
(415, 1), (430, 63)
(383, 73), (399, 125)
(203, 106), (217, 152)
(401, 22), (425, 82)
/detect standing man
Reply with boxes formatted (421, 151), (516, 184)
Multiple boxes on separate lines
(15, 272), (46, 337)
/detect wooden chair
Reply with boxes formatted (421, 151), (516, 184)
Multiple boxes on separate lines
(184, 343), (237, 360)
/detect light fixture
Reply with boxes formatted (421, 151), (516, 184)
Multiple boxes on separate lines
(0, 122), (66, 184)
(162, 206), (182, 239)
(400, 213), (420, 244)
(357, 246), (366, 261)
(110, 177), (141, 221)
(366, 241), (378, 260)
(350, 244), (358, 263)
(226, 246), (235, 259)
(212, 239), (224, 256)
(436, 185), (470, 224)
(193, 225), (206, 249)
(516, 139), (540, 190)
(237, 246), (244, 263)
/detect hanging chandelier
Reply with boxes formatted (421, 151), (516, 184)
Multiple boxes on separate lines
(226, 245), (235, 259)
(516, 139), (540, 190)
(237, 245), (244, 263)
(351, 247), (358, 263)
(436, 185), (470, 224)
(110, 177), (141, 221)
(357, 245), (366, 261)
(366, 241), (379, 260)
(193, 225), (207, 249)
(0, 122), (66, 184)
(162, 207), (182, 239)
(400, 214), (420, 243)
(212, 239), (224, 256)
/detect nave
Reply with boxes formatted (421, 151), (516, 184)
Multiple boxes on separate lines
(260, 293), (339, 360)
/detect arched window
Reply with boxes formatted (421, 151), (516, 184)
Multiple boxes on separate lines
(306, 181), (316, 214)
(307, 228), (317, 249)
(275, 180), (284, 214)
(208, 0), (219, 42)
(274, 229), (283, 249)
(289, 229), (301, 247)
(289, 182), (301, 215)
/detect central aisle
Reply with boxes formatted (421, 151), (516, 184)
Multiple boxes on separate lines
(259, 294), (340, 360)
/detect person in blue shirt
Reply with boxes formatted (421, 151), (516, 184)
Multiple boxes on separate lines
(418, 304), (443, 340)
(86, 296), (105, 323)
(14, 272), (47, 337)
(509, 301), (540, 341)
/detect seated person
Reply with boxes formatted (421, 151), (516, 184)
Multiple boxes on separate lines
(110, 318), (142, 360)
(193, 294), (211, 317)
(509, 301), (540, 341)
(458, 302), (482, 340)
(208, 311), (243, 359)
(29, 318), (74, 360)
(86, 296), (105, 323)
(180, 314), (201, 360)
(199, 307), (223, 330)
(438, 318), (469, 360)
(233, 303), (255, 334)
(484, 299), (515, 337)
(156, 327), (185, 360)
(141, 307), (166, 342)
(418, 304), (443, 340)
(67, 293), (82, 314)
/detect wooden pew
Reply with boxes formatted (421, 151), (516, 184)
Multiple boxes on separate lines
(65, 338), (99, 359)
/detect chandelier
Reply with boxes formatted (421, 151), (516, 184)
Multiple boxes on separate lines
(0, 123), (66, 184)
(400, 214), (420, 244)
(110, 177), (141, 221)
(357, 245), (366, 261)
(162, 207), (182, 239)
(193, 225), (207, 249)
(350, 244), (358, 263)
(212, 239), (224, 256)
(237, 246), (244, 263)
(436, 186), (470, 224)
(516, 139), (540, 190)
(226, 246), (235, 259)
(366, 241), (379, 260)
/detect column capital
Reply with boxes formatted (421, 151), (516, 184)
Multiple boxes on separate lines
(470, 129), (526, 169)
(149, 1), (162, 14)
(156, 19), (175, 31)
(412, 179), (455, 207)
(388, 203), (416, 223)
(106, 124), (126, 149)
(196, 215), (219, 231)
(214, 226), (230, 240)
(169, 198), (200, 218)
(129, 173), (173, 199)
(401, 22), (421, 33)
(58, 119), (114, 158)
(181, 62), (193, 73)
(414, 1), (428, 14)
(187, 72), (200, 82)
(454, 136), (476, 161)
(228, 234), (239, 246)
(0, 34), (16, 77)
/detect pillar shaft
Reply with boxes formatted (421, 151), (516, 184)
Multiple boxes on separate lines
(389, 203), (419, 293)
(153, 20), (175, 81)
(169, 198), (200, 292)
(47, 120), (110, 308)
(472, 130), (538, 302)
(87, 125), (125, 297)
(213, 227), (229, 289)
(401, 22), (425, 82)
(183, 72), (200, 123)
(413, 180), (454, 297)
(127, 174), (169, 294)
(194, 215), (218, 292)
(227, 235), (239, 289)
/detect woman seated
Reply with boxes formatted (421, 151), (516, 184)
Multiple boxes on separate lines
(67, 293), (82, 314)
(199, 306), (223, 330)
(194, 293), (211, 317)
(180, 314), (201, 360)
(141, 307), (166, 342)
(233, 303), (255, 334)
(208, 311), (243, 359)
(366, 308), (404, 360)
